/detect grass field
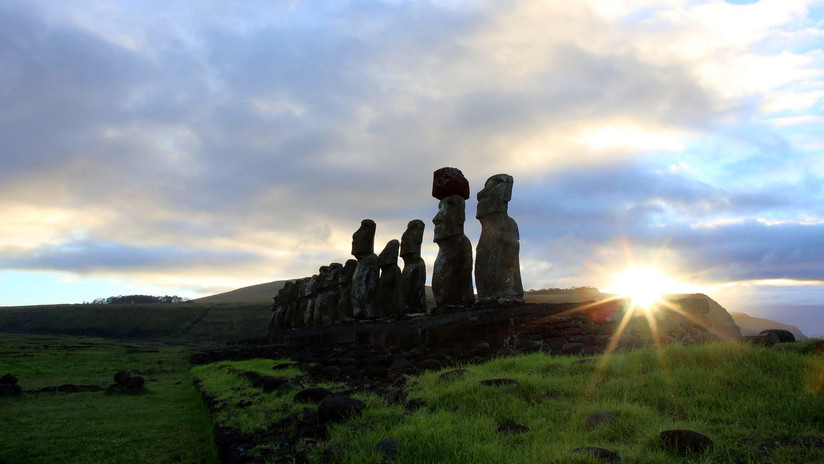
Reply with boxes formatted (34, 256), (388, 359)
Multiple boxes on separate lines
(0, 333), (218, 464)
(0, 302), (271, 343)
(194, 340), (824, 463)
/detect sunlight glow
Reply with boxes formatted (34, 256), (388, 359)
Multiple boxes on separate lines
(604, 265), (683, 310)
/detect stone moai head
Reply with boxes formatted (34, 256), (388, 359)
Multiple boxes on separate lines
(433, 195), (466, 242)
(327, 262), (343, 284)
(340, 259), (358, 283)
(316, 266), (330, 289)
(351, 219), (377, 259)
(400, 219), (425, 257)
(477, 174), (513, 219)
(378, 239), (400, 267)
(432, 167), (470, 243)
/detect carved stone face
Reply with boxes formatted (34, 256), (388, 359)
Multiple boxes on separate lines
(378, 239), (400, 266)
(477, 174), (513, 219)
(400, 219), (425, 257)
(351, 219), (376, 259)
(433, 194), (465, 242)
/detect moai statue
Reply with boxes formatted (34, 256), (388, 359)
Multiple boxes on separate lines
(337, 259), (357, 321)
(432, 167), (475, 309)
(310, 266), (330, 326)
(375, 239), (402, 317)
(292, 277), (310, 329)
(286, 277), (309, 329)
(351, 219), (380, 319)
(475, 174), (524, 305)
(303, 274), (320, 327)
(319, 262), (343, 326)
(282, 280), (299, 330)
(400, 219), (427, 314)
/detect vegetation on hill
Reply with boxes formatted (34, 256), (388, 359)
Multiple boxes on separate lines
(194, 340), (824, 463)
(89, 294), (190, 304)
(193, 280), (290, 305)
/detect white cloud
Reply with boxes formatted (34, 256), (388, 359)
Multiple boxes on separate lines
(1, 0), (822, 305)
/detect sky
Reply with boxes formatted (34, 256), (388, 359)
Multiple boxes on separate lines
(1, 0), (823, 333)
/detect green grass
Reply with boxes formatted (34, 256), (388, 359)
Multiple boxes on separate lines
(191, 359), (311, 433)
(0, 333), (218, 464)
(193, 340), (824, 463)
(0, 302), (271, 343)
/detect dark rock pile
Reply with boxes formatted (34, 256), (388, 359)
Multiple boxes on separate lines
(106, 370), (147, 394)
(742, 329), (797, 346)
(0, 373), (22, 396)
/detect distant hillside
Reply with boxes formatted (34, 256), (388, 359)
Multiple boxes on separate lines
(194, 280), (295, 304)
(729, 311), (808, 341)
(195, 283), (808, 341)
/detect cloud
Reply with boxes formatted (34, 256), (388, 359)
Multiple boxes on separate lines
(0, 238), (262, 274)
(1, 0), (822, 304)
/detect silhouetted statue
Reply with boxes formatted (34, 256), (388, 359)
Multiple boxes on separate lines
(400, 219), (427, 314)
(432, 168), (475, 309)
(310, 266), (330, 326)
(475, 174), (523, 305)
(375, 239), (402, 316)
(304, 274), (320, 327)
(317, 263), (343, 325)
(292, 277), (310, 329)
(351, 219), (379, 319)
(337, 259), (357, 321)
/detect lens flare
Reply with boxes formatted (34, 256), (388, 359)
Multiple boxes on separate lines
(604, 265), (681, 310)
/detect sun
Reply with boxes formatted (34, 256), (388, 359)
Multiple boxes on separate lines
(604, 265), (680, 310)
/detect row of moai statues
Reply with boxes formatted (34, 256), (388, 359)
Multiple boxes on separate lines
(432, 167), (524, 308)
(270, 167), (523, 331)
(270, 219), (428, 330)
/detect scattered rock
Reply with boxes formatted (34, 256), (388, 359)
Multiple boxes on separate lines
(660, 429), (713, 455)
(586, 412), (616, 428)
(114, 370), (131, 385)
(0, 384), (22, 396)
(241, 370), (262, 383)
(108, 370), (148, 394)
(760, 329), (795, 343)
(497, 423), (529, 434)
(572, 446), (622, 462)
(294, 387), (333, 404)
(479, 378), (518, 387)
(375, 438), (399, 461)
(418, 359), (442, 370)
(253, 375), (285, 393)
(0, 373), (18, 385)
(561, 343), (585, 355)
(390, 358), (411, 372)
(125, 376), (145, 389)
(317, 395), (365, 424)
(439, 369), (469, 381)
